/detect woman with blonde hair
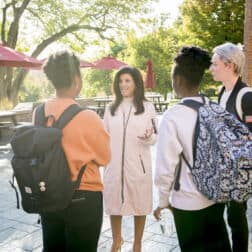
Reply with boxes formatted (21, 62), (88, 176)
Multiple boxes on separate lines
(210, 42), (252, 252)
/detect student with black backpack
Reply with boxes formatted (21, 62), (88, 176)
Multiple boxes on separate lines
(29, 51), (110, 251)
(210, 42), (252, 252)
(154, 46), (231, 251)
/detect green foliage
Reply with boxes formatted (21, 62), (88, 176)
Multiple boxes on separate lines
(125, 27), (180, 96)
(81, 42), (127, 97)
(179, 0), (245, 50)
(12, 0), (155, 51)
(19, 82), (43, 102)
(198, 70), (219, 96)
(19, 72), (55, 102)
(123, 0), (245, 95)
(0, 0), (246, 103)
(155, 0), (245, 92)
(81, 69), (113, 97)
(0, 0), (155, 104)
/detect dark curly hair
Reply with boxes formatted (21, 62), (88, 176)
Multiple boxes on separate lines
(172, 46), (211, 87)
(43, 51), (80, 90)
(110, 66), (147, 116)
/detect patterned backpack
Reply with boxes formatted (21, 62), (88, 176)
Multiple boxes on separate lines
(180, 97), (252, 202)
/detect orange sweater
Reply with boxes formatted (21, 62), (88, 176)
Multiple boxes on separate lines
(34, 98), (111, 191)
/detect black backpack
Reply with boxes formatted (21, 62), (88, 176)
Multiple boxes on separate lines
(10, 103), (86, 213)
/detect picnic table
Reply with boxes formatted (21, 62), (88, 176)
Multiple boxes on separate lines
(0, 111), (17, 125)
(90, 94), (168, 117)
(92, 96), (114, 117)
(146, 94), (169, 113)
(94, 97), (113, 108)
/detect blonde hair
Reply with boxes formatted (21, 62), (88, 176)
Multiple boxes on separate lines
(213, 42), (245, 75)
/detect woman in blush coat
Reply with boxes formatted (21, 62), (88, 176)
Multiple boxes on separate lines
(103, 66), (157, 252)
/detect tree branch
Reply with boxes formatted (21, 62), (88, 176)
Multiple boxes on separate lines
(12, 22), (113, 101)
(97, 31), (116, 43)
(26, 7), (47, 26)
(7, 0), (32, 48)
(1, 2), (12, 44)
(72, 33), (86, 44)
(31, 24), (108, 57)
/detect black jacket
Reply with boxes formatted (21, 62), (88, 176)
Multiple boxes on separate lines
(218, 78), (252, 132)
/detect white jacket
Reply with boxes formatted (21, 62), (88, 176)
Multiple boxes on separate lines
(155, 97), (214, 210)
(103, 98), (157, 215)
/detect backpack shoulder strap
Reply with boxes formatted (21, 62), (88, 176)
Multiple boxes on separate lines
(174, 153), (193, 191)
(180, 99), (203, 111)
(235, 87), (252, 121)
(34, 103), (46, 126)
(55, 104), (83, 129)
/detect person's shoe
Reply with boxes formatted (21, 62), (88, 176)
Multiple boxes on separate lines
(111, 238), (124, 252)
(117, 238), (124, 251)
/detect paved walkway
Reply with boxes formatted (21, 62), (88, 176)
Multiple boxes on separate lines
(0, 142), (251, 252)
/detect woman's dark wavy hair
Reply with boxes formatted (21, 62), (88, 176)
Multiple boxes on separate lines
(110, 66), (146, 116)
(172, 46), (211, 88)
(43, 51), (80, 90)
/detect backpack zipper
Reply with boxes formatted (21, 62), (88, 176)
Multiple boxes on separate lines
(121, 106), (132, 204)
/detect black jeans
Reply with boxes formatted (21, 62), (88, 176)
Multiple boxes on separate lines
(227, 201), (248, 252)
(41, 190), (103, 252)
(172, 203), (231, 252)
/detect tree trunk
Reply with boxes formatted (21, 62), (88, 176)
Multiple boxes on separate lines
(0, 0), (32, 107)
(243, 0), (252, 86)
(0, 68), (14, 103)
(11, 68), (27, 105)
(11, 23), (105, 105)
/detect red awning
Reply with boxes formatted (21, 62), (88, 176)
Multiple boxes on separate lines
(26, 58), (94, 70)
(0, 43), (42, 68)
(80, 59), (94, 68)
(93, 56), (128, 70)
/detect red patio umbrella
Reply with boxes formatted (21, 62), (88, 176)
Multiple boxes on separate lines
(144, 59), (156, 89)
(93, 56), (128, 70)
(80, 59), (94, 68)
(0, 43), (42, 68)
(28, 58), (94, 70)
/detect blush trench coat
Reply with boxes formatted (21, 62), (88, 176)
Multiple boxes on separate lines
(103, 101), (157, 215)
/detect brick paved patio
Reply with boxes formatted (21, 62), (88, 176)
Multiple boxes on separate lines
(0, 142), (251, 252)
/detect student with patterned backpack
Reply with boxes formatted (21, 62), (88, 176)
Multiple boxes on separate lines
(154, 46), (232, 251)
(210, 42), (252, 252)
